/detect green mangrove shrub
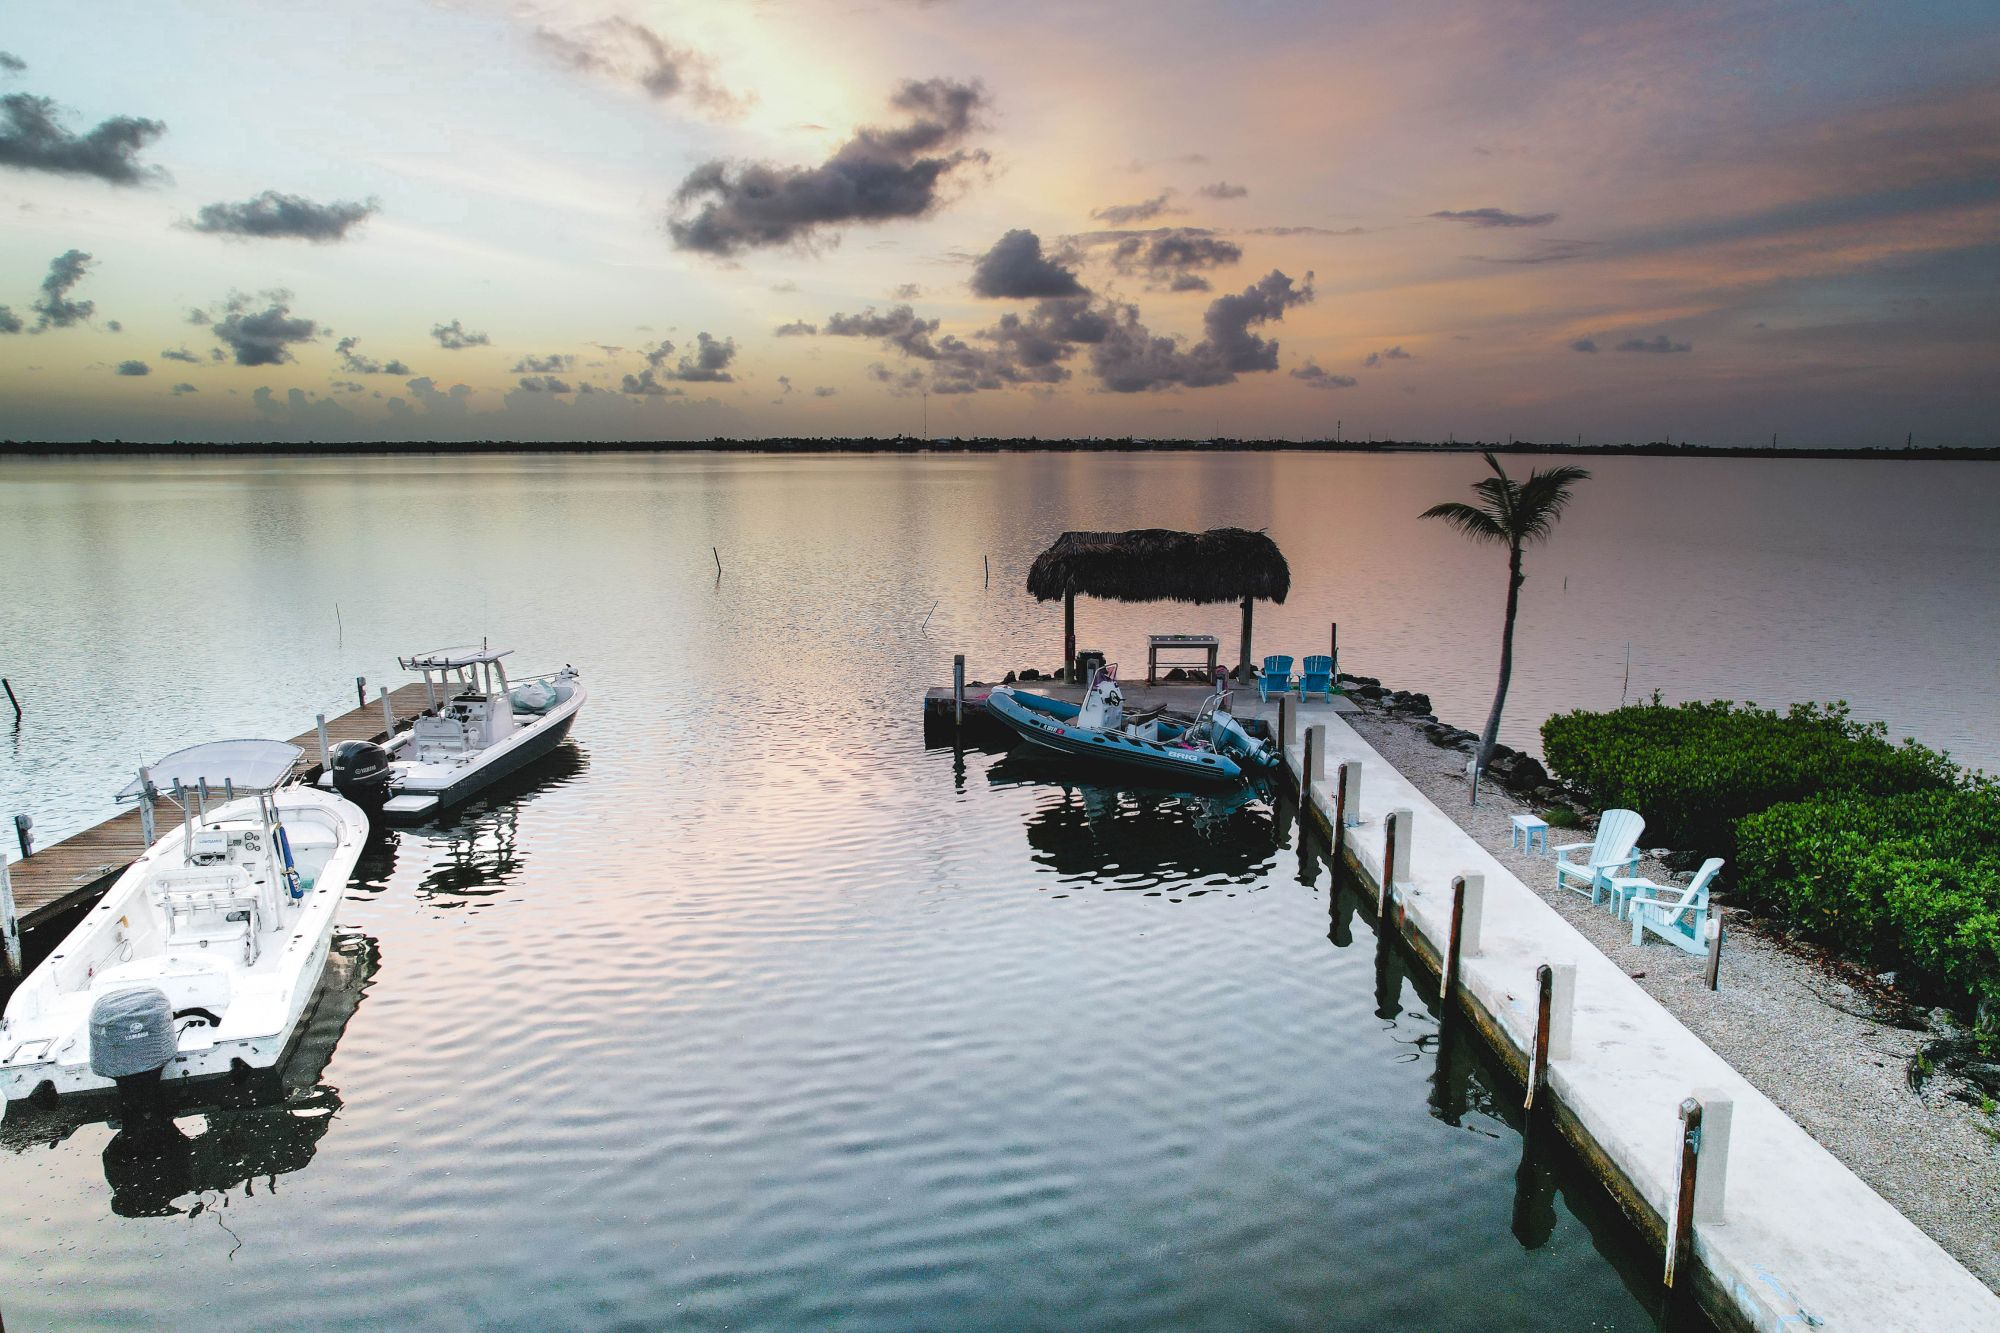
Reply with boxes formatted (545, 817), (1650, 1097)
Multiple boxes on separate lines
(1539, 698), (1956, 855)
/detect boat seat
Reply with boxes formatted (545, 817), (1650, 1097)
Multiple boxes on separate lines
(152, 865), (262, 965)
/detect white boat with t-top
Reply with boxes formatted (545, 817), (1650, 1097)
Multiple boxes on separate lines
(0, 741), (369, 1113)
(321, 645), (584, 825)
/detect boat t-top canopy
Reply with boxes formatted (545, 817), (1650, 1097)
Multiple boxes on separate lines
(401, 646), (513, 671)
(1025, 528), (1291, 679)
(116, 740), (304, 800)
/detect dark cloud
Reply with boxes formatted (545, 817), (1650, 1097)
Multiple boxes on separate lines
(536, 17), (743, 114)
(212, 293), (319, 366)
(1104, 227), (1242, 291)
(969, 228), (1085, 299)
(332, 380), (365, 393)
(114, 359), (149, 376)
(892, 282), (923, 299)
(824, 304), (942, 358)
(775, 374), (793, 396)
(1198, 181), (1248, 200)
(431, 319), (490, 350)
(171, 382), (197, 395)
(0, 92), (165, 184)
(1291, 359), (1357, 389)
(669, 78), (989, 255)
(517, 375), (574, 393)
(106, 319), (121, 331)
(0, 53), (25, 73)
(1429, 207), (1557, 228)
(187, 190), (379, 242)
(511, 352), (574, 373)
(867, 361), (925, 395)
(253, 384), (357, 430)
(1362, 345), (1413, 367)
(813, 385), (837, 398)
(1616, 334), (1692, 353)
(403, 377), (472, 417)
(673, 331), (738, 382)
(1247, 225), (1366, 236)
(1091, 191), (1174, 225)
(0, 306), (18, 334)
(32, 249), (94, 329)
(188, 307), (210, 325)
(774, 320), (818, 336)
(335, 336), (410, 376)
(1092, 269), (1314, 392)
(1569, 338), (1599, 353)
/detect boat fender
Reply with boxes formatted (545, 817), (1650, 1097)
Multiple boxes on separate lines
(88, 987), (178, 1079)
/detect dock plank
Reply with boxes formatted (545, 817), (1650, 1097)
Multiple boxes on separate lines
(4, 682), (433, 930)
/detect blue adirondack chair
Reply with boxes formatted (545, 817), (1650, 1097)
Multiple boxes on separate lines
(1258, 655), (1295, 702)
(1552, 809), (1645, 905)
(1628, 858), (1725, 954)
(1296, 655), (1334, 701)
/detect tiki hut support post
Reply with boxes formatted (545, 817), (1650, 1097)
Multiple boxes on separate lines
(1064, 587), (1076, 679)
(1239, 594), (1254, 679)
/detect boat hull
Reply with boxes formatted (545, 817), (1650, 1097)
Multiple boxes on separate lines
(984, 686), (1246, 786)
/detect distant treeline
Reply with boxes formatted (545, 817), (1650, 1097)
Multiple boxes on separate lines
(3, 437), (1996, 460)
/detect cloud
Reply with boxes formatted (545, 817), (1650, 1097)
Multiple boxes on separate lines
(824, 304), (943, 358)
(1615, 334), (1692, 353)
(1569, 338), (1599, 353)
(0, 52), (26, 73)
(1470, 239), (1601, 264)
(212, 293), (319, 366)
(186, 190), (378, 242)
(1248, 224), (1366, 237)
(669, 78), (988, 255)
(404, 377), (472, 417)
(969, 228), (1085, 299)
(106, 319), (121, 332)
(1428, 207), (1557, 228)
(188, 307), (210, 325)
(1198, 181), (1248, 200)
(1362, 345), (1412, 367)
(510, 352), (574, 373)
(1291, 359), (1357, 389)
(980, 297), (1112, 385)
(0, 306), (18, 334)
(253, 384), (356, 431)
(114, 359), (149, 376)
(1101, 227), (1242, 291)
(1092, 269), (1314, 392)
(516, 375), (574, 393)
(536, 17), (744, 115)
(1091, 191), (1174, 225)
(31, 249), (94, 329)
(431, 319), (490, 350)
(892, 282), (923, 299)
(775, 374), (793, 396)
(672, 331), (737, 382)
(336, 336), (410, 375)
(774, 320), (818, 336)
(0, 92), (165, 184)
(171, 382), (197, 395)
(813, 385), (837, 398)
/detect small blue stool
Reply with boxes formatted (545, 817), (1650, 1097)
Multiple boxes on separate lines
(1509, 813), (1549, 856)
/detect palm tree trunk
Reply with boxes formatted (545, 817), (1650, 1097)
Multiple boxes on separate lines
(1475, 542), (1525, 782)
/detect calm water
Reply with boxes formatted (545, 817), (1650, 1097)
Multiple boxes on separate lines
(4, 449), (1995, 1329)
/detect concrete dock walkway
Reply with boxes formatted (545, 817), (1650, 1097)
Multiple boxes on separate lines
(1284, 710), (2000, 1331)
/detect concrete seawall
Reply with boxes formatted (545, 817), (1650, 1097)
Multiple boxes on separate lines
(1283, 711), (2000, 1332)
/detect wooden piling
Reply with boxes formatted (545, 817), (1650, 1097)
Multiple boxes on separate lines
(1381, 808), (1411, 916)
(1444, 873), (1482, 1000)
(1, 854), (21, 977)
(953, 654), (965, 727)
(1303, 724), (1324, 785)
(380, 686), (395, 734)
(1704, 915), (1724, 991)
(356, 675), (368, 709)
(137, 767), (156, 846)
(13, 813), (32, 859)
(1333, 762), (1350, 848)
(1526, 963), (1553, 1110)
(1666, 1098), (1704, 1288)
(2, 676), (19, 724)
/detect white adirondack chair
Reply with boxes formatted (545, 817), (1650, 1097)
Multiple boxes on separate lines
(1628, 858), (1725, 954)
(1552, 808), (1645, 906)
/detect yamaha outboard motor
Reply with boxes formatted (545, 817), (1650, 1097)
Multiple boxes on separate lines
(328, 740), (393, 811)
(90, 987), (177, 1126)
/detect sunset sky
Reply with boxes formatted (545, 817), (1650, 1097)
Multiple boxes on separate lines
(2, 0), (1996, 444)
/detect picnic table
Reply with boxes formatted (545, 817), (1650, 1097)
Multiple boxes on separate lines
(1147, 634), (1219, 685)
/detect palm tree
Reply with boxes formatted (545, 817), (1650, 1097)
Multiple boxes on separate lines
(1421, 452), (1591, 796)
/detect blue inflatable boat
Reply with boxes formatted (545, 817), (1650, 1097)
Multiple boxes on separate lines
(984, 670), (1277, 786)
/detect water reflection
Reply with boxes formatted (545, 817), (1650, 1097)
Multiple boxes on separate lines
(1, 932), (380, 1219)
(986, 753), (1276, 892)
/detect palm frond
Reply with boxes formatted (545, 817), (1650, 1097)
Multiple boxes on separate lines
(1419, 501), (1510, 544)
(1512, 465), (1593, 543)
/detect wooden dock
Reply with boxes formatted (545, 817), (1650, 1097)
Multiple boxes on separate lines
(3, 682), (432, 934)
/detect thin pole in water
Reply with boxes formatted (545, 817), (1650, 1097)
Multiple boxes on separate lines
(336, 602), (343, 646)
(922, 598), (939, 632)
(984, 554), (990, 589)
(712, 547), (723, 578)
(2, 677), (20, 725)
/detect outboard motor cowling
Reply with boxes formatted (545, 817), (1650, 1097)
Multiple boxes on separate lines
(90, 987), (177, 1080)
(329, 739), (394, 810)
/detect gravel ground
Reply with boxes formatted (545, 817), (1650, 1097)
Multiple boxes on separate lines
(1344, 700), (2000, 1292)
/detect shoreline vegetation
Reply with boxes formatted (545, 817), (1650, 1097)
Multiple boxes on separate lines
(3, 437), (1999, 460)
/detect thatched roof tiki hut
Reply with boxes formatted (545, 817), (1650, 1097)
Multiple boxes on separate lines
(1025, 528), (1292, 680)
